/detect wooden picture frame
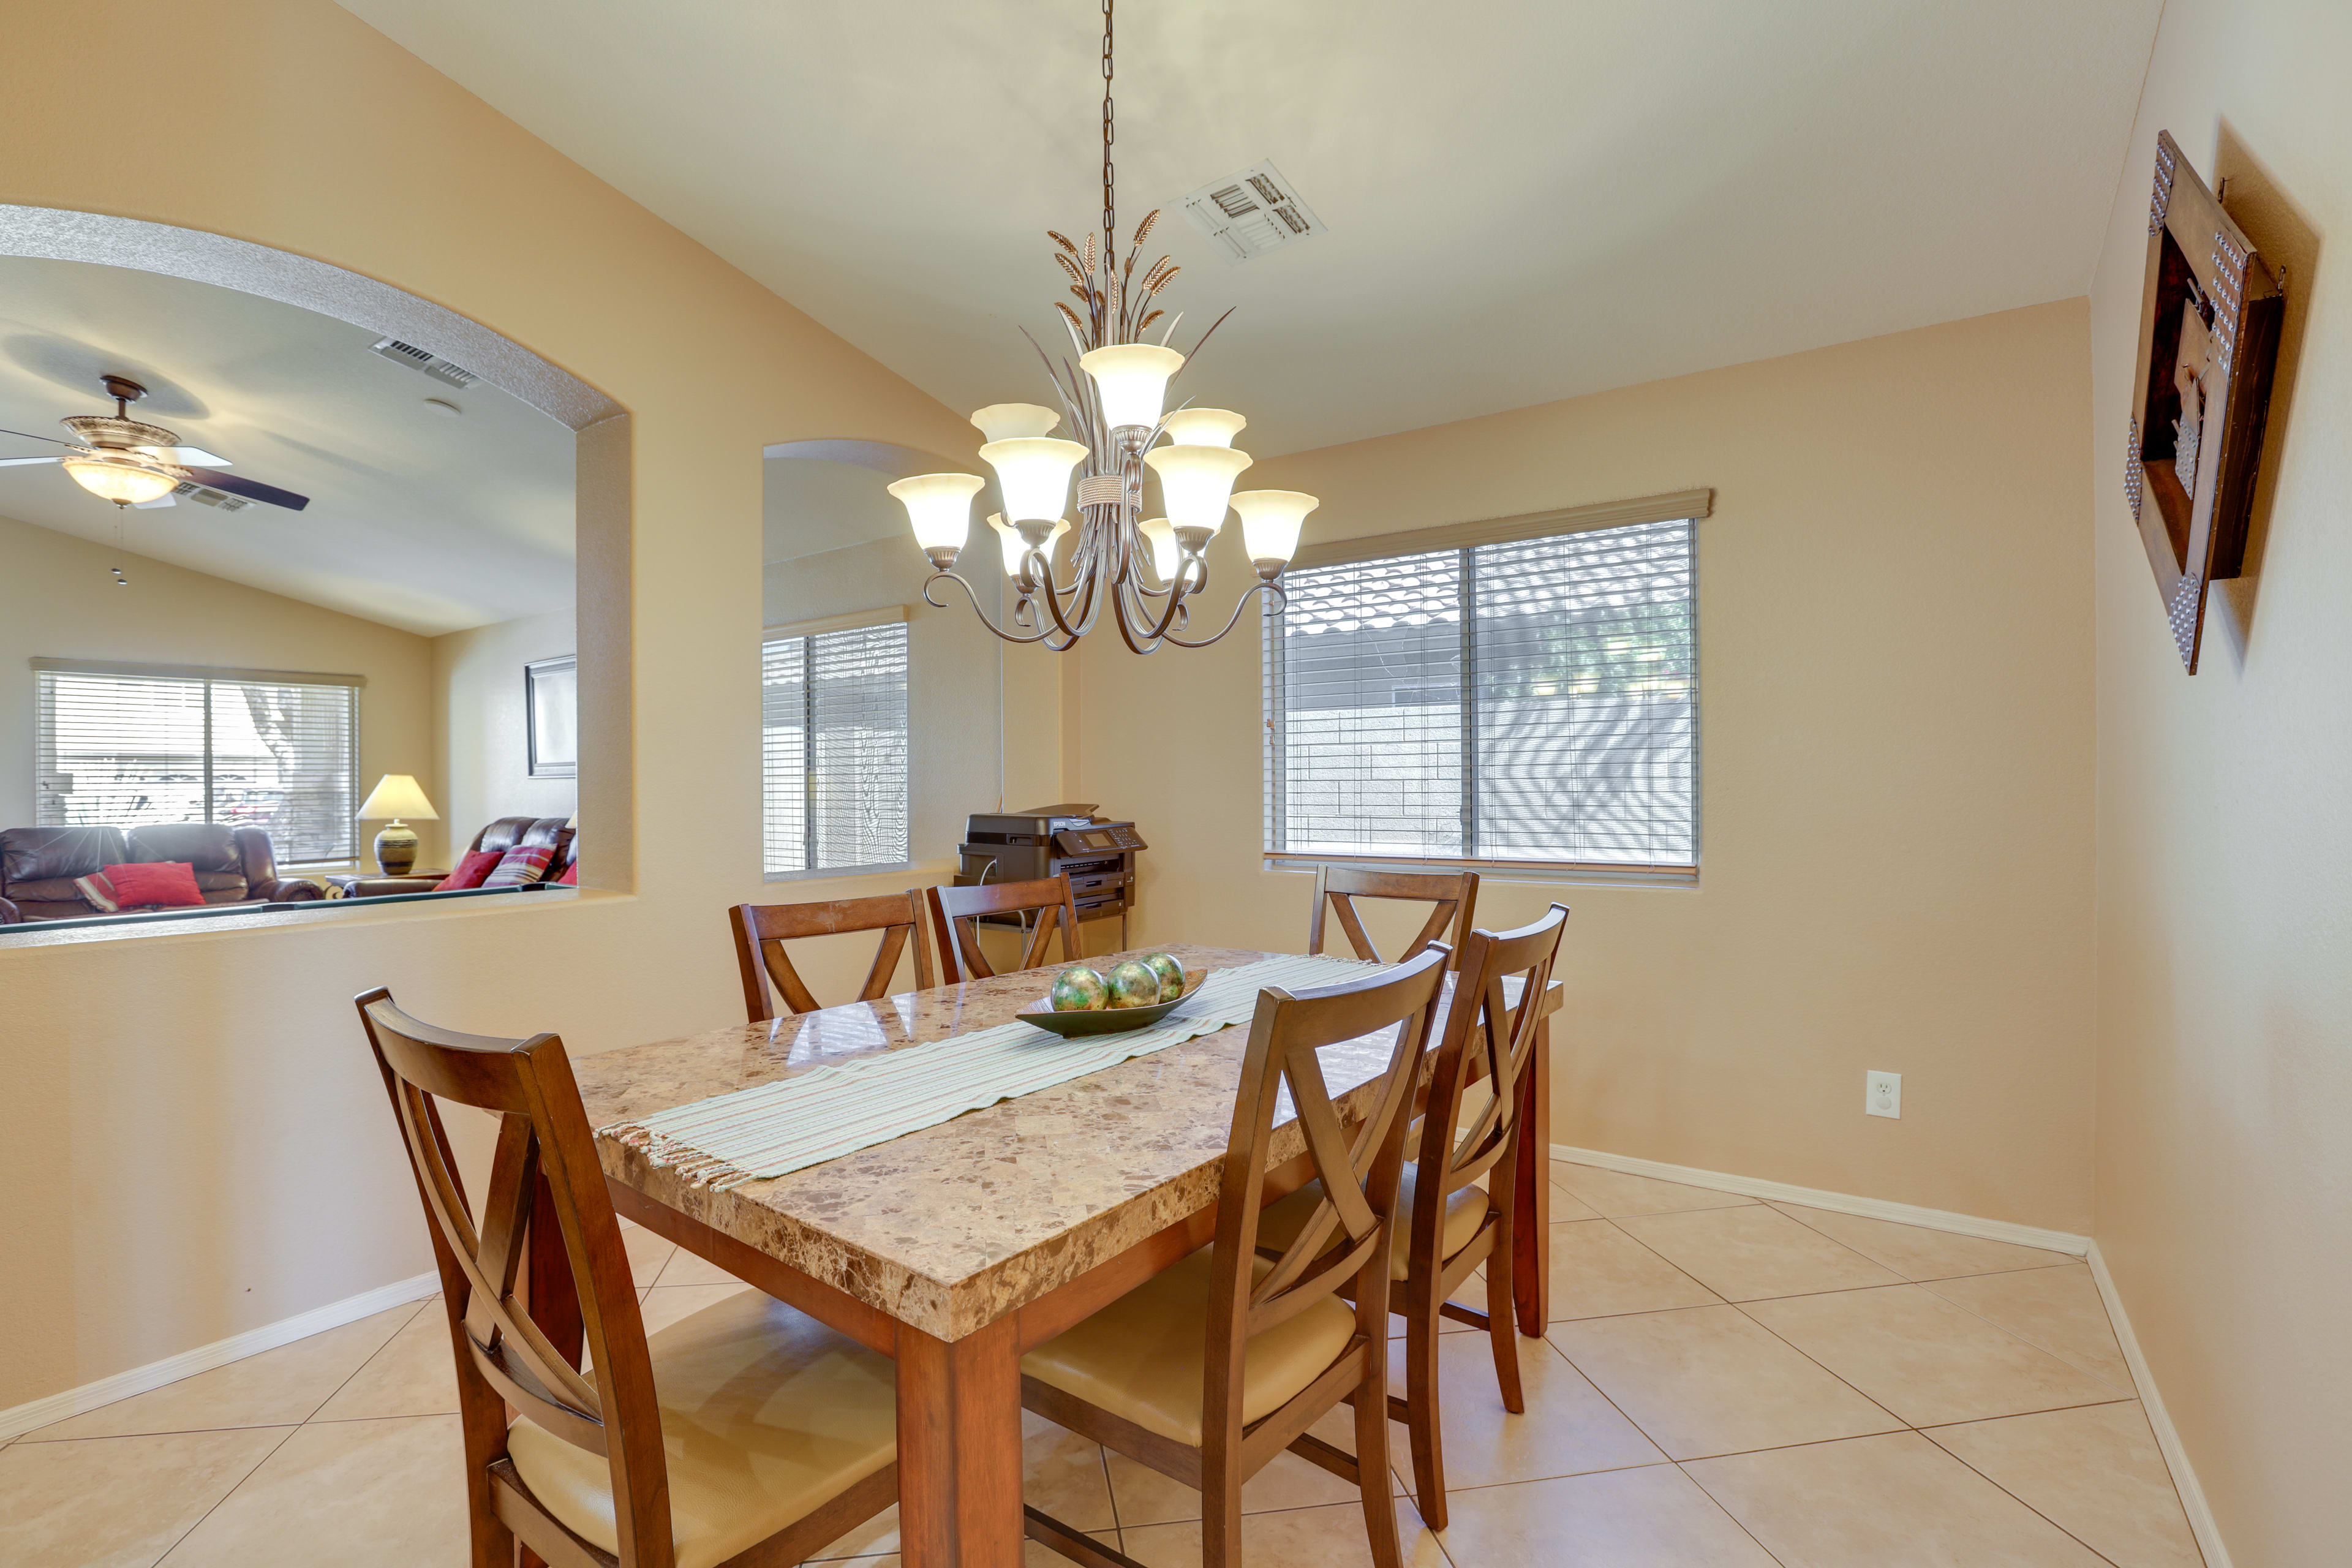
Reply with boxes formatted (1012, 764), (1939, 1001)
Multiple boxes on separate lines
(526, 655), (578, 778)
(2127, 131), (2286, 673)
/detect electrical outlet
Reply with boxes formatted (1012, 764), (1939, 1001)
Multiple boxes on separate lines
(1866, 1071), (1902, 1119)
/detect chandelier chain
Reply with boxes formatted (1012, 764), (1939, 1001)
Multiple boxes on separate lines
(1101, 0), (1115, 270)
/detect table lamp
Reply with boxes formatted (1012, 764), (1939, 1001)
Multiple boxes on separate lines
(356, 774), (439, 875)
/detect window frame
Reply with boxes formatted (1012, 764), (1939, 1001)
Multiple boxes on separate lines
(30, 656), (366, 867)
(760, 606), (914, 883)
(1261, 489), (1710, 888)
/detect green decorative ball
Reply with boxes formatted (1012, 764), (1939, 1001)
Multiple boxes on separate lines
(1049, 966), (1110, 1011)
(1142, 951), (1185, 998)
(1105, 960), (1163, 1009)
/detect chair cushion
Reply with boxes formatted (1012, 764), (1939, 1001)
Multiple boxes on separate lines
(506, 1289), (896, 1568)
(1020, 1245), (1358, 1448)
(1255, 1163), (1489, 1284)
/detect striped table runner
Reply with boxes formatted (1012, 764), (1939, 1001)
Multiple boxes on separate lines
(604, 952), (1387, 1190)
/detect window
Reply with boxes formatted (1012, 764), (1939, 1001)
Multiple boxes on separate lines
(34, 661), (363, 864)
(762, 617), (910, 876)
(1263, 514), (1697, 875)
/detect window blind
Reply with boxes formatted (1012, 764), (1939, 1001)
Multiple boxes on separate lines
(34, 666), (361, 864)
(1264, 516), (1696, 873)
(762, 620), (910, 875)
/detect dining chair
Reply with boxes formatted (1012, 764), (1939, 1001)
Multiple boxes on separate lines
(1256, 903), (1568, 1529)
(729, 891), (935, 1022)
(1305, 864), (1481, 970)
(927, 873), (1082, 982)
(354, 987), (900, 1568)
(1018, 945), (1451, 1568)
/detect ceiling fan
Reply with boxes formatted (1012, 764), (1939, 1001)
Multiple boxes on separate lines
(0, 375), (309, 512)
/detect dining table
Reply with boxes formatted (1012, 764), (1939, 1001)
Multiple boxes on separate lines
(537, 942), (1561, 1568)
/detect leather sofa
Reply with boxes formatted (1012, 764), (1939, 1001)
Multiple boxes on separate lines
(328, 814), (577, 899)
(0, 823), (326, 923)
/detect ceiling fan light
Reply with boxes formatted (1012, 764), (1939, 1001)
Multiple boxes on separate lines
(1079, 344), (1185, 431)
(1231, 489), (1319, 565)
(61, 453), (181, 506)
(887, 471), (986, 554)
(987, 513), (1069, 575)
(979, 437), (1088, 524)
(1137, 518), (1182, 582)
(1142, 443), (1251, 534)
(1158, 408), (1246, 448)
(970, 402), (1061, 442)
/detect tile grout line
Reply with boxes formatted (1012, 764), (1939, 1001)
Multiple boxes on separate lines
(1667, 1458), (1795, 1568)
(1913, 1418), (2143, 1568)
(144, 1422), (304, 1567)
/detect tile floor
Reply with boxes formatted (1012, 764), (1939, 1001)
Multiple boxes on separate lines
(0, 1162), (2206, 1567)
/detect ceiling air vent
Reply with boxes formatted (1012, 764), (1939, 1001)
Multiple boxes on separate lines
(138, 480), (251, 513)
(368, 336), (481, 388)
(1178, 161), (1327, 263)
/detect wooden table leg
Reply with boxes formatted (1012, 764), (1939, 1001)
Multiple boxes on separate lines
(894, 1315), (1025, 1568)
(1512, 1016), (1553, 1336)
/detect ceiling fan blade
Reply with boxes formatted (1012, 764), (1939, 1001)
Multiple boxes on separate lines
(180, 467), (309, 512)
(0, 456), (61, 467)
(136, 445), (232, 466)
(132, 492), (179, 510)
(0, 424), (69, 447)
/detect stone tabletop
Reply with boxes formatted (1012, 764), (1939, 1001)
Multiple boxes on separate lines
(576, 944), (1527, 1341)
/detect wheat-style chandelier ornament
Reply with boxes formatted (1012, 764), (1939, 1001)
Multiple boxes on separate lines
(887, 0), (1315, 653)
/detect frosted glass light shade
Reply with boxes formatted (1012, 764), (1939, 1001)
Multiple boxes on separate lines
(887, 472), (987, 552)
(970, 402), (1060, 442)
(1231, 489), (1319, 564)
(988, 513), (1069, 575)
(1143, 444), (1251, 533)
(1159, 408), (1246, 448)
(62, 453), (179, 505)
(1137, 518), (1180, 582)
(356, 773), (439, 821)
(979, 437), (1087, 524)
(1079, 344), (1185, 430)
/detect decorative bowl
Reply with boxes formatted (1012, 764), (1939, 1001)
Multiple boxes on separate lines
(1018, 968), (1208, 1038)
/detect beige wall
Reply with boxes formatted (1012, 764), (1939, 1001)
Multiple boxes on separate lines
(431, 608), (578, 869)
(0, 0), (982, 1415)
(0, 510), (433, 860)
(2088, 1), (2352, 1559)
(1078, 301), (2100, 1232)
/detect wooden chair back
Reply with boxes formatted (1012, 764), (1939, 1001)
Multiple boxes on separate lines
(730, 891), (935, 1021)
(353, 987), (674, 1567)
(927, 873), (1082, 982)
(1416, 903), (1569, 1253)
(1208, 946), (1449, 1447)
(1305, 865), (1480, 970)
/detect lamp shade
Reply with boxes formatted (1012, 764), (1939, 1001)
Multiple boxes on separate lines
(1143, 444), (1251, 533)
(1159, 408), (1246, 448)
(887, 472), (986, 552)
(356, 774), (439, 821)
(970, 402), (1061, 442)
(1136, 518), (1181, 582)
(61, 453), (180, 505)
(979, 437), (1087, 524)
(1079, 344), (1185, 430)
(1229, 490), (1319, 564)
(987, 513), (1069, 575)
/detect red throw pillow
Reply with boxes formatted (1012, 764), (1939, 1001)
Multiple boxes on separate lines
(483, 845), (554, 888)
(103, 860), (207, 908)
(434, 849), (503, 892)
(554, 861), (578, 886)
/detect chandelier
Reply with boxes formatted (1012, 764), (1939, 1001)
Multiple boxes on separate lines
(885, 0), (1315, 653)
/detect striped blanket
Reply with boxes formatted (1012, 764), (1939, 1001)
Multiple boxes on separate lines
(603, 952), (1386, 1190)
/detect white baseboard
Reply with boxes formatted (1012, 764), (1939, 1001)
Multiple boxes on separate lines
(2086, 1242), (2231, 1568)
(1548, 1144), (2229, 1566)
(0, 1270), (440, 1442)
(1548, 1143), (2090, 1256)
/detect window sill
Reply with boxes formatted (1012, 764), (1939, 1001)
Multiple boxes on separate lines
(762, 858), (953, 886)
(1263, 854), (1698, 890)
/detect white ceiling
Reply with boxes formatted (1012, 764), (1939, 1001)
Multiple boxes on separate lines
(0, 257), (574, 636)
(340, 0), (2161, 456)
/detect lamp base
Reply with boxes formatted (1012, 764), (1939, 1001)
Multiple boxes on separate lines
(374, 821), (420, 876)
